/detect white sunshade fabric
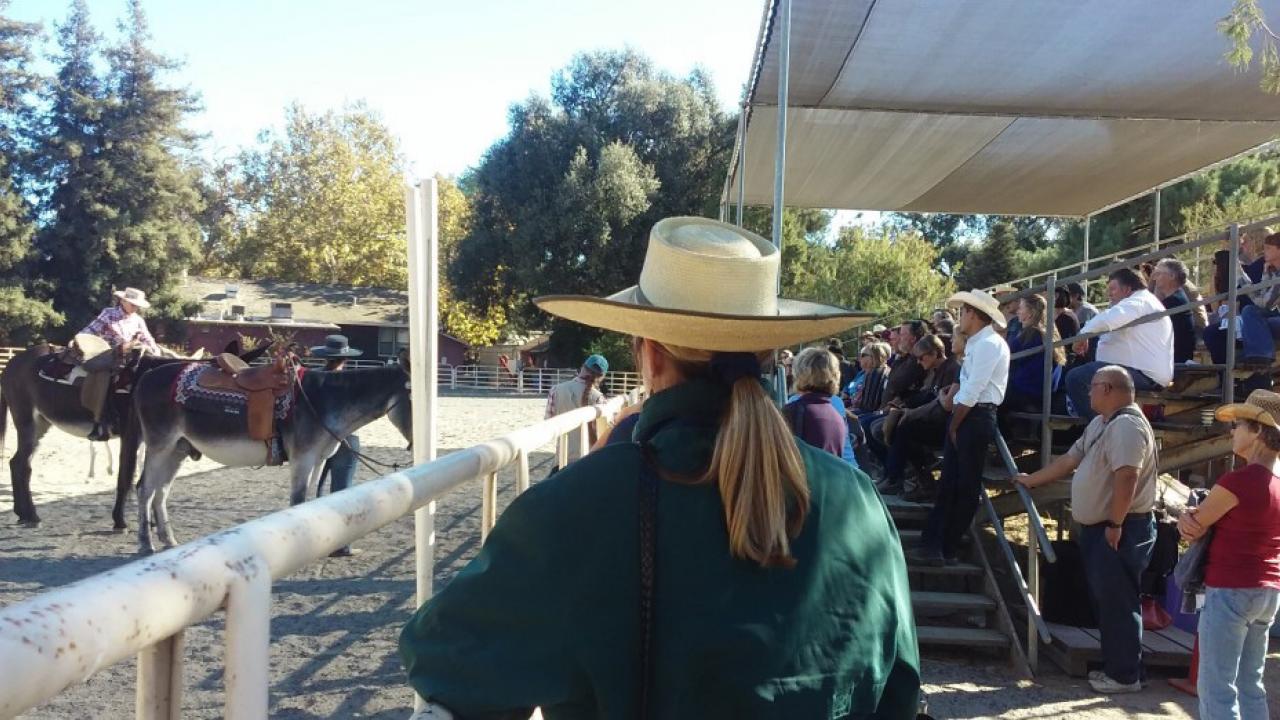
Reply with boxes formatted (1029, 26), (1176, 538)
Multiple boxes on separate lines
(732, 0), (1280, 217)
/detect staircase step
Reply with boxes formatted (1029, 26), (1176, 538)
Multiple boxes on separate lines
(916, 625), (1010, 648)
(907, 561), (983, 578)
(911, 590), (996, 613)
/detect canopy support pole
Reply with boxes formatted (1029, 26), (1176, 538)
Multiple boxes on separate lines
(736, 102), (747, 227)
(1153, 188), (1162, 254)
(771, 0), (791, 282)
(1082, 215), (1091, 295)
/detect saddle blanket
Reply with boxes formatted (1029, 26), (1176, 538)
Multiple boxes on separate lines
(172, 363), (295, 422)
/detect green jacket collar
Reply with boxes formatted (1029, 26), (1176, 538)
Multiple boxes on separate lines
(633, 378), (729, 444)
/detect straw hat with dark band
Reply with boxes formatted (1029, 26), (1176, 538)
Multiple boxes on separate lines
(534, 217), (873, 352)
(945, 289), (1007, 330)
(1215, 389), (1280, 428)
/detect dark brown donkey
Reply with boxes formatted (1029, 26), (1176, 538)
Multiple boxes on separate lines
(0, 341), (268, 529)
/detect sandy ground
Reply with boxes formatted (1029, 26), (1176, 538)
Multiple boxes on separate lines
(0, 393), (1273, 719)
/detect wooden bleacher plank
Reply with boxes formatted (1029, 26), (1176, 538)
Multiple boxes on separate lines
(1044, 621), (1192, 677)
(1153, 625), (1197, 652)
(916, 625), (1009, 649)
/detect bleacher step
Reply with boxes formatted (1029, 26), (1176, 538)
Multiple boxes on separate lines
(911, 590), (996, 613)
(907, 562), (983, 578)
(916, 625), (1009, 648)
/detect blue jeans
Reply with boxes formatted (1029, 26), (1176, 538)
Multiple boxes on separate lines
(319, 435), (360, 553)
(1065, 362), (1161, 419)
(1203, 304), (1280, 364)
(1077, 514), (1156, 685)
(1198, 586), (1280, 720)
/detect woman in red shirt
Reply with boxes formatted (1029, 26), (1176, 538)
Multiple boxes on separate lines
(1179, 389), (1280, 720)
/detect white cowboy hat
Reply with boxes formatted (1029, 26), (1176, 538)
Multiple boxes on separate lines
(945, 289), (1007, 330)
(534, 217), (872, 352)
(113, 287), (151, 309)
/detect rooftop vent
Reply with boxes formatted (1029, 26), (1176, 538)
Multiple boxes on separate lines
(270, 302), (293, 321)
(225, 284), (239, 299)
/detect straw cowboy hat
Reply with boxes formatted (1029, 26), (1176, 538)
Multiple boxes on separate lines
(534, 217), (871, 352)
(114, 287), (150, 309)
(1215, 389), (1280, 429)
(945, 289), (1007, 330)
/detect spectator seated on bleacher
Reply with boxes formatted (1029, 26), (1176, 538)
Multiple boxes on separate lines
(1204, 232), (1280, 366)
(1067, 281), (1099, 326)
(1151, 258), (1197, 365)
(828, 338), (858, 391)
(876, 334), (960, 500)
(1003, 294), (1066, 414)
(783, 348), (851, 461)
(1065, 268), (1173, 420)
(861, 320), (928, 468)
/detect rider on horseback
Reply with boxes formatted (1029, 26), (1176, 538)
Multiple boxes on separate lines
(79, 287), (179, 440)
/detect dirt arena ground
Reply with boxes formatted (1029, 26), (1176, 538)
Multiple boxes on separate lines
(0, 394), (1270, 718)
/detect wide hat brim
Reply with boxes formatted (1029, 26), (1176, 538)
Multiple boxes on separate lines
(113, 290), (150, 309)
(311, 346), (363, 358)
(535, 286), (873, 352)
(1216, 402), (1280, 428)
(946, 290), (1007, 330)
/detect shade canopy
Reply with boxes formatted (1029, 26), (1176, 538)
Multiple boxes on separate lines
(731, 0), (1280, 217)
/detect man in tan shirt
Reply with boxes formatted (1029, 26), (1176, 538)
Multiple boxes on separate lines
(1017, 365), (1158, 695)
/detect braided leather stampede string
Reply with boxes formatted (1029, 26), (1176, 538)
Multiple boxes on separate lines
(637, 445), (659, 718)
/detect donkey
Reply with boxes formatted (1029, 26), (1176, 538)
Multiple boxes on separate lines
(0, 341), (269, 529)
(131, 358), (411, 554)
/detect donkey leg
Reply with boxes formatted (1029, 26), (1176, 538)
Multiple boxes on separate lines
(138, 446), (184, 554)
(289, 460), (318, 506)
(106, 439), (115, 475)
(87, 441), (97, 480)
(153, 479), (178, 549)
(9, 414), (49, 527)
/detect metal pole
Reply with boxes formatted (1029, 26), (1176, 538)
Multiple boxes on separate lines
(406, 179), (440, 713)
(1040, 273), (1057, 469)
(736, 102), (747, 227)
(1082, 215), (1091, 296)
(1224, 223), (1241, 405)
(771, 0), (791, 269)
(1153, 188), (1162, 253)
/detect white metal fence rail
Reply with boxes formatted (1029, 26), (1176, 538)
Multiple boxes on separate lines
(0, 395), (628, 719)
(442, 364), (643, 396)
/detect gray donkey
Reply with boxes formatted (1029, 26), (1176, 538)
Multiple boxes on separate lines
(130, 357), (411, 554)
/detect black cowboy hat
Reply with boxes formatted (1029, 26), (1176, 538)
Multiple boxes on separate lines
(310, 335), (363, 358)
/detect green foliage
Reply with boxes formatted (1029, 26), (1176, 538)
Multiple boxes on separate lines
(956, 221), (1020, 290)
(584, 331), (635, 372)
(32, 0), (200, 335)
(1220, 0), (1280, 93)
(451, 49), (734, 360)
(206, 102), (408, 288)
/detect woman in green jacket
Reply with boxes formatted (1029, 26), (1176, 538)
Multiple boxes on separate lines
(400, 217), (921, 719)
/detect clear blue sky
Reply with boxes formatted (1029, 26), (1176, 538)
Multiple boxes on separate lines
(10, 0), (764, 178)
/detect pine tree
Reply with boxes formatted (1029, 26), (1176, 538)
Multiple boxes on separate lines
(98, 0), (201, 321)
(0, 0), (61, 340)
(34, 0), (114, 330)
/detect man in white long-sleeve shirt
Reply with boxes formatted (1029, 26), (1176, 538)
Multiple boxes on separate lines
(910, 289), (1010, 566)
(1065, 268), (1173, 419)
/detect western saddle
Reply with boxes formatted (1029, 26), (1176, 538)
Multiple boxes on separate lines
(196, 352), (295, 441)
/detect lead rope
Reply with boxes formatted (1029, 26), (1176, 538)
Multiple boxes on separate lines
(288, 363), (410, 475)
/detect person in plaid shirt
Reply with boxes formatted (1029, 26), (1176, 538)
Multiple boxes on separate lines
(78, 287), (177, 439)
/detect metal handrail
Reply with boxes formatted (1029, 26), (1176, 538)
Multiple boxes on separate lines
(989, 208), (1280, 291)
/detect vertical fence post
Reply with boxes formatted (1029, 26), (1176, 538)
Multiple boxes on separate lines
(406, 179), (440, 713)
(1224, 223), (1241, 405)
(517, 370), (524, 393)
(517, 448), (531, 495)
(577, 421), (590, 458)
(137, 631), (185, 720)
(223, 561), (270, 720)
(481, 472), (498, 542)
(556, 434), (569, 470)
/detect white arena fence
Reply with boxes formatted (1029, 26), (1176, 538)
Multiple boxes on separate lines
(0, 394), (632, 719)
(442, 364), (643, 397)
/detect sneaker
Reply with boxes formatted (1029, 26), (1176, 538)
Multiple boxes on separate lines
(1088, 671), (1143, 694)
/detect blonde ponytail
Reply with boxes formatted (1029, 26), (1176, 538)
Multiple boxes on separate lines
(657, 343), (810, 568)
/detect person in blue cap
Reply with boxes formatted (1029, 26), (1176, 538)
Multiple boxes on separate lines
(544, 354), (608, 468)
(312, 335), (364, 557)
